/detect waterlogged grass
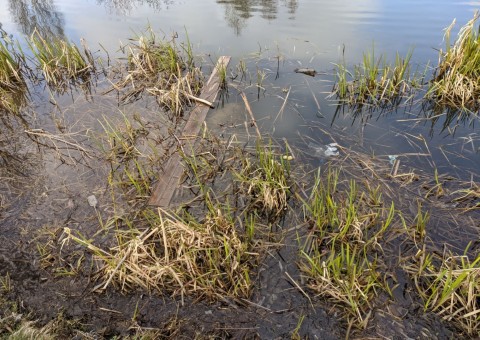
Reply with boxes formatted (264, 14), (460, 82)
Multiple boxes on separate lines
(427, 11), (480, 113)
(235, 140), (291, 219)
(299, 168), (396, 328)
(216, 62), (228, 90)
(0, 39), (24, 90)
(65, 121), (270, 302)
(331, 47), (425, 108)
(117, 27), (204, 117)
(63, 205), (258, 301)
(29, 28), (94, 88)
(404, 247), (480, 337)
(0, 39), (27, 113)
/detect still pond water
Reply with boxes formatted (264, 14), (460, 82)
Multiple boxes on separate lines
(0, 0), (479, 178)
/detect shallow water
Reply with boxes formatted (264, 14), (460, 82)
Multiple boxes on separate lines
(0, 2), (479, 337)
(4, 0), (478, 179)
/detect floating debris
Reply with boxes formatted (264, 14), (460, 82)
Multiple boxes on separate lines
(294, 68), (317, 77)
(308, 142), (339, 158)
(87, 195), (98, 208)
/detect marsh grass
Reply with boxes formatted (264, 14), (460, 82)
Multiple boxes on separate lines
(427, 11), (480, 113)
(404, 247), (480, 336)
(115, 27), (204, 117)
(29, 29), (94, 89)
(331, 47), (424, 109)
(299, 168), (396, 328)
(217, 62), (228, 91)
(66, 124), (268, 301)
(235, 140), (291, 219)
(0, 38), (28, 113)
(63, 205), (258, 301)
(0, 39), (25, 89)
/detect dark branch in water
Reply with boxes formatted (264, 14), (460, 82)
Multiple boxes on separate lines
(294, 68), (317, 77)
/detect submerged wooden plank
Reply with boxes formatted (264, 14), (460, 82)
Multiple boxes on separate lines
(148, 56), (231, 207)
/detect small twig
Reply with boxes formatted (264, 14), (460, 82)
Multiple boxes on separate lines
(273, 87), (290, 125)
(285, 271), (314, 308)
(282, 137), (296, 160)
(25, 129), (92, 157)
(241, 92), (261, 138)
(183, 92), (214, 108)
(390, 158), (401, 177)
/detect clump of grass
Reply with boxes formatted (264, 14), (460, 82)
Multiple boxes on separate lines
(63, 205), (258, 301)
(28, 28), (94, 89)
(299, 168), (396, 328)
(95, 112), (156, 208)
(404, 246), (480, 336)
(0, 39), (24, 90)
(331, 47), (424, 108)
(427, 11), (480, 113)
(5, 321), (54, 340)
(116, 27), (204, 117)
(0, 38), (28, 113)
(217, 63), (228, 90)
(235, 140), (291, 219)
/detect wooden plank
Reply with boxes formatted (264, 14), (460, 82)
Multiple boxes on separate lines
(148, 56), (231, 207)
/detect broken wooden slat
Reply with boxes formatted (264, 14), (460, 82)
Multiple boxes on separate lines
(148, 56), (231, 207)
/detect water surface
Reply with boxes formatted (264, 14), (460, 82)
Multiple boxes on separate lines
(0, 0), (479, 178)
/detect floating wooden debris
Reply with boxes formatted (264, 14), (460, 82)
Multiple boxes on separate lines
(148, 56), (231, 207)
(294, 68), (317, 77)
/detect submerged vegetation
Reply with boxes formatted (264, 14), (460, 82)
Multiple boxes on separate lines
(0, 15), (479, 339)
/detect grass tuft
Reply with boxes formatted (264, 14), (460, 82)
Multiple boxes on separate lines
(63, 206), (258, 301)
(29, 28), (94, 89)
(427, 11), (480, 113)
(331, 47), (425, 109)
(404, 247), (480, 337)
(115, 27), (204, 117)
(235, 140), (291, 220)
(0, 37), (28, 113)
(299, 168), (396, 328)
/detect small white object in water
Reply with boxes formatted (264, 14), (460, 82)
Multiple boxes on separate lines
(308, 142), (339, 158)
(87, 195), (98, 208)
(325, 143), (339, 157)
(388, 155), (397, 165)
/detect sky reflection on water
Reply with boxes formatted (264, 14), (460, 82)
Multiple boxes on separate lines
(0, 0), (478, 178)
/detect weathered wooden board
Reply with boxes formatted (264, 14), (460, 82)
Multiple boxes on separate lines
(148, 56), (231, 207)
